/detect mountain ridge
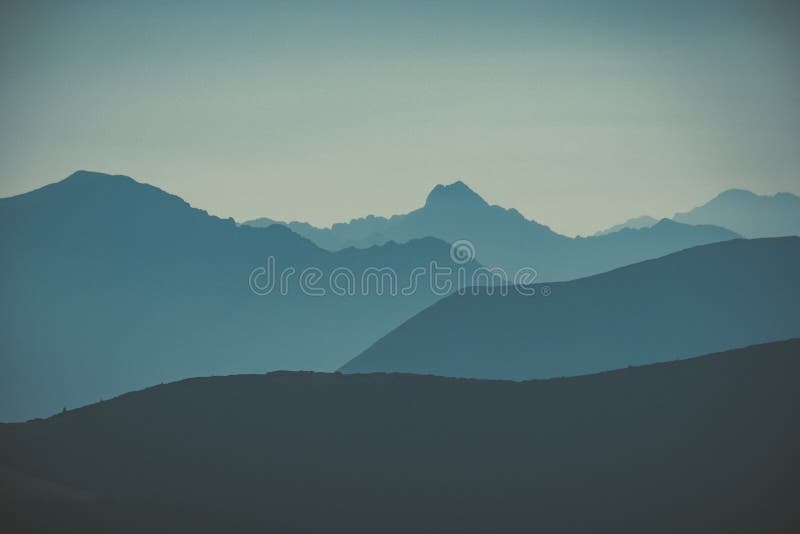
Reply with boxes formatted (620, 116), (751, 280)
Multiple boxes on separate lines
(673, 188), (800, 238)
(340, 236), (800, 379)
(245, 180), (740, 280)
(0, 171), (479, 422)
(593, 215), (659, 236)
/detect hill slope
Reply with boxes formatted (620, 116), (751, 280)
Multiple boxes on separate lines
(341, 237), (800, 379)
(2, 340), (798, 533)
(0, 171), (476, 421)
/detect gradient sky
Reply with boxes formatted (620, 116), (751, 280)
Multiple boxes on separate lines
(1, 0), (798, 236)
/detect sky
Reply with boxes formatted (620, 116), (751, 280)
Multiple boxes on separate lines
(1, 0), (798, 236)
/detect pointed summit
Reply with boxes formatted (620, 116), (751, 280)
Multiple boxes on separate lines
(424, 181), (487, 210)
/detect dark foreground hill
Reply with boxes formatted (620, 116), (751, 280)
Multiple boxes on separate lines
(341, 237), (800, 379)
(2, 340), (799, 533)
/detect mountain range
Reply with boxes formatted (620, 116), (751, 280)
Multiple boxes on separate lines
(0, 171), (478, 421)
(673, 189), (800, 238)
(2, 169), (797, 531)
(246, 181), (740, 281)
(594, 215), (660, 236)
(2, 339), (797, 533)
(341, 237), (800, 379)
(595, 189), (800, 238)
(2, 171), (796, 422)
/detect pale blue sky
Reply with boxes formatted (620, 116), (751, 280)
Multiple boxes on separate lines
(1, 1), (798, 235)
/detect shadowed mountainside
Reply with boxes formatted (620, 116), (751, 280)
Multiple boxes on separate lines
(341, 237), (800, 379)
(1, 340), (798, 533)
(244, 181), (739, 281)
(0, 171), (478, 421)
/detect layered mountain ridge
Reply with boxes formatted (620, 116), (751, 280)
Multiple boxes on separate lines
(245, 181), (739, 280)
(341, 237), (800, 379)
(0, 171), (477, 421)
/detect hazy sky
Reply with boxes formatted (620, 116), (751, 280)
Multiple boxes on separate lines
(1, 1), (798, 236)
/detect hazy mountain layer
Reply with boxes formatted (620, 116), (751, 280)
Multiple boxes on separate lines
(673, 189), (800, 238)
(246, 181), (739, 281)
(0, 171), (477, 421)
(594, 215), (658, 235)
(341, 237), (800, 379)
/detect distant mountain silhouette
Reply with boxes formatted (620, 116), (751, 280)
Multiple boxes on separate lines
(673, 189), (800, 238)
(341, 237), (800, 379)
(243, 216), (345, 251)
(245, 181), (739, 281)
(593, 215), (658, 235)
(2, 340), (798, 533)
(0, 171), (478, 421)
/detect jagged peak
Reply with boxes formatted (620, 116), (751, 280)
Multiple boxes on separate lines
(424, 180), (487, 209)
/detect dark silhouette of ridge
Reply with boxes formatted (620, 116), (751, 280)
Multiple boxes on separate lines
(673, 188), (800, 238)
(244, 181), (739, 280)
(2, 339), (798, 533)
(340, 237), (800, 379)
(0, 171), (478, 422)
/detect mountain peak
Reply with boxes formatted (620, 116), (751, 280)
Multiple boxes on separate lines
(714, 188), (799, 203)
(62, 170), (136, 186)
(424, 181), (487, 209)
(715, 188), (757, 201)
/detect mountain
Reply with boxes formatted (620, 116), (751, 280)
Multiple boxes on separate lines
(593, 215), (658, 235)
(2, 340), (798, 533)
(673, 189), (800, 238)
(0, 171), (478, 421)
(340, 237), (800, 379)
(243, 216), (345, 251)
(565, 218), (738, 281)
(244, 181), (739, 281)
